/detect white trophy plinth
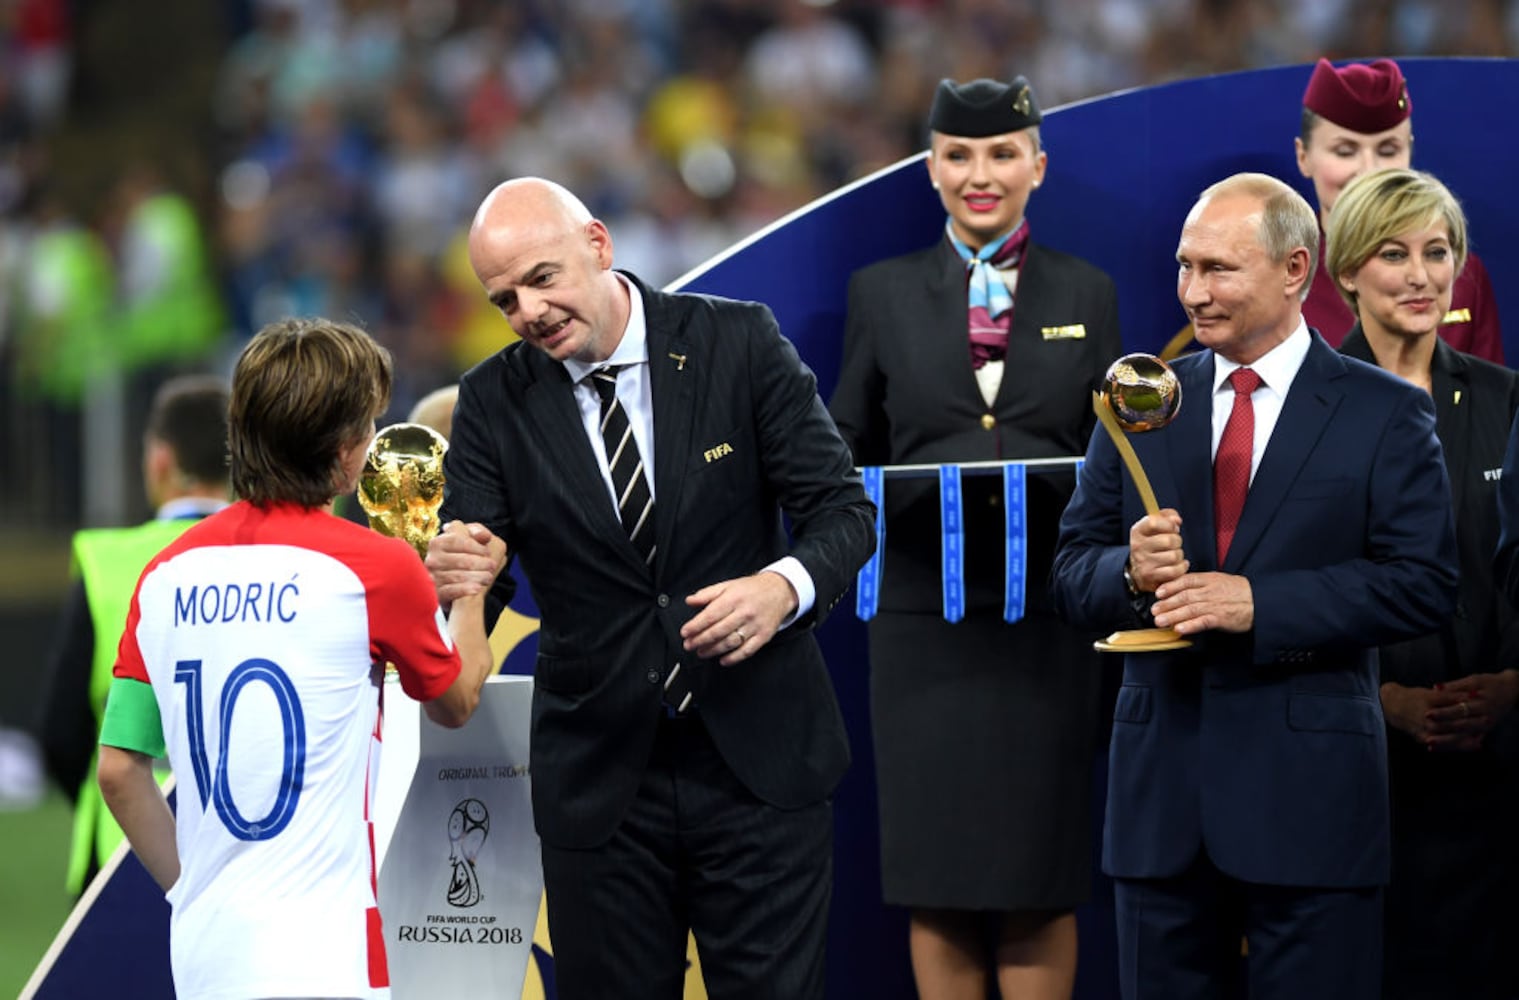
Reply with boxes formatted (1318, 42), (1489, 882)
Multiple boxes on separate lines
(373, 675), (541, 998)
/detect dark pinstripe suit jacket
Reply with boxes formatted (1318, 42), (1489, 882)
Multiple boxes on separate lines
(440, 271), (876, 848)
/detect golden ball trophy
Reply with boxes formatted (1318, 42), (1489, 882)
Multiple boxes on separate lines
(357, 422), (449, 561)
(1090, 353), (1191, 653)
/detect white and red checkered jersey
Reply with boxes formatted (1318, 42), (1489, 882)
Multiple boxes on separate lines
(109, 501), (461, 1000)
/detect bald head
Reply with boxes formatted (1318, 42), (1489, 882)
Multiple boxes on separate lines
(467, 176), (629, 364)
(408, 384), (458, 442)
(471, 178), (592, 242)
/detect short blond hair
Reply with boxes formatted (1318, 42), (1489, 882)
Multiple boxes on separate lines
(1324, 168), (1468, 312)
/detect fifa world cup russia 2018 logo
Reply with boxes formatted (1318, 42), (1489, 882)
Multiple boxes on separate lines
(446, 797), (490, 908)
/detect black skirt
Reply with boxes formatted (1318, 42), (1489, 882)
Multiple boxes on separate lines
(868, 609), (1101, 910)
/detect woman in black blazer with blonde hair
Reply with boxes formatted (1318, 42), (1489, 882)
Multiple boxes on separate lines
(830, 75), (1120, 1000)
(1327, 166), (1519, 1000)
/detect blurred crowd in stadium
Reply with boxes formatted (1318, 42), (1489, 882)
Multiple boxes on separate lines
(1, 0), (1516, 531)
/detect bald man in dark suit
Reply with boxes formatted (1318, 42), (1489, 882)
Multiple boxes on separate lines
(426, 177), (875, 1000)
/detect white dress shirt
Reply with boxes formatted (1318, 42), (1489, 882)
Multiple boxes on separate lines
(560, 274), (815, 622)
(1210, 319), (1311, 485)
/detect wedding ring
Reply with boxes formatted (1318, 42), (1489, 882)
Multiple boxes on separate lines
(1460, 700), (1471, 717)
(734, 628), (747, 644)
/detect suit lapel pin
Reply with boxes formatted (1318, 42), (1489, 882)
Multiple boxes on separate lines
(668, 352), (687, 371)
(1454, 389), (1462, 406)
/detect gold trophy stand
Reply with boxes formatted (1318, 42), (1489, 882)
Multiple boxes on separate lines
(1089, 379), (1192, 653)
(1093, 628), (1191, 653)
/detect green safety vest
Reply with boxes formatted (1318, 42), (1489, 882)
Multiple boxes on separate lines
(15, 225), (116, 404)
(66, 518), (198, 893)
(116, 193), (224, 372)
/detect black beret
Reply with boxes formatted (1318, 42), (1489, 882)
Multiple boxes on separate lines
(928, 76), (1041, 137)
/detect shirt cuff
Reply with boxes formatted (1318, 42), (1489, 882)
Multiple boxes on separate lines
(763, 556), (814, 628)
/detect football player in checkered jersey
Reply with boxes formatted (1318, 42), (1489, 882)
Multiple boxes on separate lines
(97, 317), (505, 999)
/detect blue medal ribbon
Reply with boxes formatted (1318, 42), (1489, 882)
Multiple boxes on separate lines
(1003, 462), (1026, 623)
(939, 464), (965, 623)
(855, 466), (885, 620)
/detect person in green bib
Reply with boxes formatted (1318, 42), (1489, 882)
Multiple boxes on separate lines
(37, 374), (231, 894)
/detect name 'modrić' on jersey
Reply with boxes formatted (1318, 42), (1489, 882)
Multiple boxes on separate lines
(104, 501), (462, 1000)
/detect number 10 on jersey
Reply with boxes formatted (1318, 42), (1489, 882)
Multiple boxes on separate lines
(174, 658), (308, 841)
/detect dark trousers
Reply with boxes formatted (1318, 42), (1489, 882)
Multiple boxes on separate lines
(1115, 851), (1381, 1000)
(540, 714), (833, 1000)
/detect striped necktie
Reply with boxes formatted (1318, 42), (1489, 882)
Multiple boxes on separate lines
(589, 366), (656, 566)
(591, 366), (693, 713)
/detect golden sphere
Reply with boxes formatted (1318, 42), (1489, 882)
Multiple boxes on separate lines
(357, 422), (449, 560)
(1102, 353), (1182, 432)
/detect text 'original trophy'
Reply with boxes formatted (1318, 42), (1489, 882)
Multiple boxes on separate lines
(1091, 353), (1191, 653)
(357, 422), (449, 561)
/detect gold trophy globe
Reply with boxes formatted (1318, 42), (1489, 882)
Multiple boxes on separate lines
(357, 422), (449, 561)
(1091, 353), (1191, 653)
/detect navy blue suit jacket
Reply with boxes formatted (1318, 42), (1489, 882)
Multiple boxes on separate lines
(1051, 333), (1458, 888)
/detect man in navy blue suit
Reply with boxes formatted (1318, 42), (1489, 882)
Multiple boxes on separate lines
(1051, 172), (1457, 999)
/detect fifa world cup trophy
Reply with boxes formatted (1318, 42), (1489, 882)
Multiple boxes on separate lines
(357, 422), (449, 561)
(1091, 353), (1191, 652)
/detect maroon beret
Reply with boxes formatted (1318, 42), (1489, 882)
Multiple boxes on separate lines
(1302, 58), (1412, 133)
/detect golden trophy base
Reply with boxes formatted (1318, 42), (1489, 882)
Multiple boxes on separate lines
(1093, 627), (1192, 653)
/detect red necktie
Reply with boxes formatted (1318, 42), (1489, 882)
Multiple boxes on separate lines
(1214, 367), (1262, 565)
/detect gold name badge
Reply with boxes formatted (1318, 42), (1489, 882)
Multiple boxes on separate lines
(1441, 308), (1472, 325)
(703, 442), (734, 463)
(1041, 324), (1086, 340)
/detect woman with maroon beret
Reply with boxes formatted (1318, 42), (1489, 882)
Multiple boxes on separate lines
(1296, 57), (1505, 363)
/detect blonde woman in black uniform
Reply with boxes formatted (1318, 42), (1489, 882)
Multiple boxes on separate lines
(831, 76), (1121, 1000)
(1327, 166), (1519, 1000)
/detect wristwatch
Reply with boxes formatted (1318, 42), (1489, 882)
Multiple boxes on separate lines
(1123, 559), (1142, 596)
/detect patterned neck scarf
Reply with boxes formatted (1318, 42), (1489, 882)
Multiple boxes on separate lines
(947, 218), (1031, 369)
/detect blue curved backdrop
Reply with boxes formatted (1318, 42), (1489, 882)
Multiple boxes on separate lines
(32, 58), (1518, 999)
(674, 58), (1518, 998)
